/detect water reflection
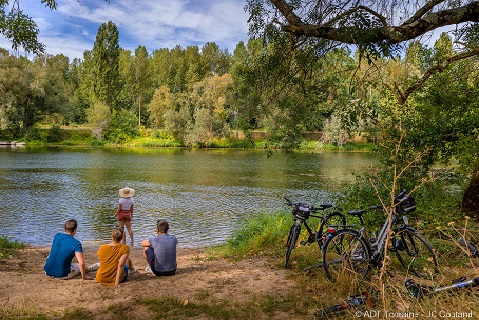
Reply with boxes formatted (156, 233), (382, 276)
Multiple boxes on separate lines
(0, 147), (375, 248)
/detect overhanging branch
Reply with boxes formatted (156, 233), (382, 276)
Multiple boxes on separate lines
(386, 48), (479, 105)
(269, 0), (479, 45)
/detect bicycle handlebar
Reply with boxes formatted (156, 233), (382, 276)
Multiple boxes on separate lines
(458, 237), (479, 258)
(283, 197), (335, 212)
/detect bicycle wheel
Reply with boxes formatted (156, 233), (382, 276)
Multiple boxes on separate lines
(317, 211), (346, 248)
(284, 224), (301, 267)
(393, 229), (439, 280)
(323, 228), (371, 282)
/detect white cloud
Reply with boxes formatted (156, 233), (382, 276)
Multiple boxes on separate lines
(1, 0), (249, 60)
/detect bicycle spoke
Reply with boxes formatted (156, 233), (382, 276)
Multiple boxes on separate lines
(394, 229), (438, 280)
(323, 229), (370, 282)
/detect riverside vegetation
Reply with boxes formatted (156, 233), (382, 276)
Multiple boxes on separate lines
(1, 175), (478, 319)
(17, 125), (376, 152)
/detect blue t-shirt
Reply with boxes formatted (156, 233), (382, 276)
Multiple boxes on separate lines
(149, 234), (178, 272)
(43, 233), (83, 277)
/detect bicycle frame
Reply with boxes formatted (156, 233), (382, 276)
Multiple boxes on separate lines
(356, 209), (409, 263)
(283, 197), (345, 268)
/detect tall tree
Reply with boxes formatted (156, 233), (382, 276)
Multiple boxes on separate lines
(132, 46), (152, 126)
(91, 21), (121, 110)
(0, 48), (26, 135)
(30, 53), (72, 124)
(201, 42), (232, 76)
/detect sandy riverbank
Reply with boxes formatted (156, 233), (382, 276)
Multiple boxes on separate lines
(0, 244), (304, 319)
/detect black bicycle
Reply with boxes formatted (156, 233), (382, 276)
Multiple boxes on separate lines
(406, 237), (479, 298)
(283, 197), (345, 267)
(322, 190), (439, 282)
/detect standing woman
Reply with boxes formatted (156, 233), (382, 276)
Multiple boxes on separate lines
(114, 187), (135, 245)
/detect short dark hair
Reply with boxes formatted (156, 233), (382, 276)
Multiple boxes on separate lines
(157, 219), (169, 233)
(64, 219), (78, 233)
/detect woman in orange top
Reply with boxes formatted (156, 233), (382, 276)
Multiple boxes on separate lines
(96, 227), (134, 288)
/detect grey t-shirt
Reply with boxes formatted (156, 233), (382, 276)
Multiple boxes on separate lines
(149, 233), (178, 272)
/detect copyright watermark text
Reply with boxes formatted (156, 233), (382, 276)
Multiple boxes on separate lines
(355, 310), (473, 318)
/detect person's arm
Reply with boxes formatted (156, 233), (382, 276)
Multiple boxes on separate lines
(114, 253), (129, 288)
(75, 252), (91, 281)
(115, 203), (122, 218)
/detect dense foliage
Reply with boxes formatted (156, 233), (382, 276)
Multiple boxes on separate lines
(2, 2), (479, 213)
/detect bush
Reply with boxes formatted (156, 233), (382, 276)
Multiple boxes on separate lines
(0, 236), (25, 258)
(24, 128), (48, 142)
(104, 110), (138, 143)
(214, 211), (290, 259)
(47, 125), (64, 142)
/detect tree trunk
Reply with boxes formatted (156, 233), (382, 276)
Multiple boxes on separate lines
(462, 161), (479, 218)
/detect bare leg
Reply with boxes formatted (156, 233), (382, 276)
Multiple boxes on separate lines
(125, 220), (134, 246)
(118, 220), (126, 244)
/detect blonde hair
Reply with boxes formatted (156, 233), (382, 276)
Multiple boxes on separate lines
(112, 227), (124, 242)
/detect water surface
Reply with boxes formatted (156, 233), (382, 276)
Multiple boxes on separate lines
(0, 146), (375, 248)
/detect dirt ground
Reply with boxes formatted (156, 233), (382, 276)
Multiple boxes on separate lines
(0, 244), (305, 319)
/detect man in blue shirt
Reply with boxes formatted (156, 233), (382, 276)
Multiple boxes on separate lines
(44, 219), (98, 280)
(141, 219), (177, 276)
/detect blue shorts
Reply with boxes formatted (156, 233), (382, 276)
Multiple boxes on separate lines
(122, 264), (129, 282)
(145, 247), (176, 276)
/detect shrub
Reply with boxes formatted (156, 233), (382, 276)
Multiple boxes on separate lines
(0, 236), (25, 258)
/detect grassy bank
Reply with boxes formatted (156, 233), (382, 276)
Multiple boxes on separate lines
(208, 183), (479, 319)
(13, 126), (376, 151)
(0, 236), (25, 259)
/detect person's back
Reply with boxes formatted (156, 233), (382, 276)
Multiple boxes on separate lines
(43, 219), (98, 280)
(44, 232), (82, 277)
(141, 219), (178, 276)
(95, 242), (130, 286)
(150, 233), (177, 272)
(95, 227), (133, 288)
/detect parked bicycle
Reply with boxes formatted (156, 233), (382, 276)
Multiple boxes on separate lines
(322, 190), (439, 282)
(405, 237), (479, 298)
(283, 197), (345, 267)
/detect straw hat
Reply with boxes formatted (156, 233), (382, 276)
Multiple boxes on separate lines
(119, 187), (135, 198)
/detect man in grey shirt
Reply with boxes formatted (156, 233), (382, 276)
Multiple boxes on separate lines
(141, 219), (178, 276)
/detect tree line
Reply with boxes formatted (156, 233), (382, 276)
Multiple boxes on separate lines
(0, 20), (348, 146)
(2, 0), (479, 216)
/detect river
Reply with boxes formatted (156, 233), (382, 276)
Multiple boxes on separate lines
(0, 146), (375, 248)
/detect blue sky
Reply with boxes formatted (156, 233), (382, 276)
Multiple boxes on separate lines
(1, 0), (250, 60)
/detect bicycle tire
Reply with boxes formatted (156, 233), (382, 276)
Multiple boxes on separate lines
(284, 224), (301, 267)
(317, 211), (346, 248)
(323, 228), (371, 282)
(394, 229), (439, 280)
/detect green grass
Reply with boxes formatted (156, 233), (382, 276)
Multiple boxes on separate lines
(210, 210), (291, 260)
(0, 236), (26, 259)
(139, 293), (305, 320)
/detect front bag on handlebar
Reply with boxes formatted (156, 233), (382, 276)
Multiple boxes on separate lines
(293, 205), (310, 219)
(394, 192), (416, 215)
